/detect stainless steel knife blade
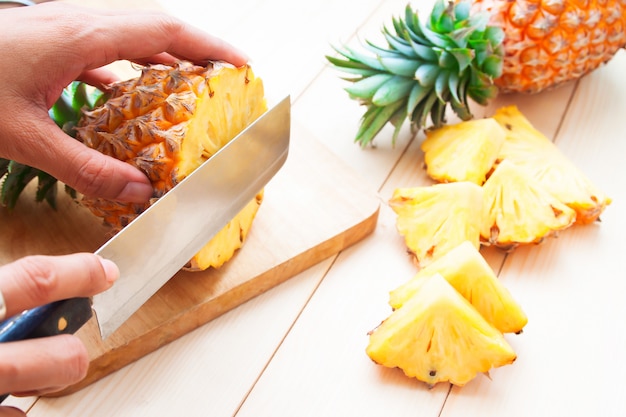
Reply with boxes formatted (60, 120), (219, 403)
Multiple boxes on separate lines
(92, 95), (291, 339)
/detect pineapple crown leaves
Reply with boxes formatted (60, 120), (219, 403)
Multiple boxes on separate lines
(0, 82), (105, 210)
(326, 0), (504, 147)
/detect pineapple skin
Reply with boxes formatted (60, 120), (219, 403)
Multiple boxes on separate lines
(76, 61), (267, 270)
(472, 0), (626, 94)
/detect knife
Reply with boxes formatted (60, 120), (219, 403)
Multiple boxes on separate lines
(0, 95), (291, 343)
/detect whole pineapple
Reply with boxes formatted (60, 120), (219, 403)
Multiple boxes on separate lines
(327, 0), (626, 145)
(0, 61), (267, 271)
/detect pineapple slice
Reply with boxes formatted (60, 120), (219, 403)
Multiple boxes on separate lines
(482, 159), (576, 249)
(187, 191), (264, 270)
(389, 241), (527, 334)
(422, 118), (506, 185)
(76, 61), (267, 270)
(389, 182), (483, 267)
(366, 273), (517, 387)
(493, 106), (611, 224)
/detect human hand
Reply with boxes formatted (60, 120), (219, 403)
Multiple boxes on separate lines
(0, 2), (248, 203)
(0, 253), (118, 415)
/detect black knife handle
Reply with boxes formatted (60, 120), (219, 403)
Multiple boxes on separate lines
(0, 298), (93, 403)
(0, 297), (93, 342)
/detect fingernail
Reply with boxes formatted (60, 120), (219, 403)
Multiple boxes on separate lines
(98, 257), (120, 284)
(238, 50), (251, 63)
(116, 182), (153, 203)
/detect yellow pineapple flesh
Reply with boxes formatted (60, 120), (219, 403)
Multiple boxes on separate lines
(188, 191), (264, 271)
(472, 0), (626, 94)
(76, 61), (267, 270)
(389, 240), (527, 334)
(492, 105), (611, 225)
(367, 273), (517, 388)
(422, 118), (506, 185)
(390, 182), (483, 267)
(481, 159), (576, 249)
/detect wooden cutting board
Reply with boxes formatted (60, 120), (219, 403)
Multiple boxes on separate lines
(0, 120), (380, 395)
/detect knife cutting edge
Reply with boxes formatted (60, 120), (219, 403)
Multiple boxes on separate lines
(0, 95), (291, 344)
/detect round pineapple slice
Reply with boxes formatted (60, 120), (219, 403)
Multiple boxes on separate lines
(389, 240), (527, 334)
(367, 273), (517, 387)
(76, 61), (267, 270)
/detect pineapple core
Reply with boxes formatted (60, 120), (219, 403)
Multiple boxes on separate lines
(76, 61), (267, 270)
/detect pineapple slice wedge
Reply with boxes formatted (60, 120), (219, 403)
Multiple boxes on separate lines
(366, 273), (517, 388)
(481, 159), (576, 249)
(389, 241), (527, 334)
(493, 106), (611, 224)
(390, 182), (483, 267)
(422, 118), (506, 185)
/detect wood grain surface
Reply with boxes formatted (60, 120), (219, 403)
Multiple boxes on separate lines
(3, 0), (625, 415)
(1, 119), (380, 395)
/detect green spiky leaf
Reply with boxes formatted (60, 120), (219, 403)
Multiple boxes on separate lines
(0, 82), (104, 210)
(326, 0), (504, 146)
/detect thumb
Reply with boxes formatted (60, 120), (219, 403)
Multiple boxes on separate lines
(6, 110), (153, 203)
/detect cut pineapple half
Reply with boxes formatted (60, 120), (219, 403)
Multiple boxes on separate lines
(493, 106), (611, 224)
(481, 159), (576, 249)
(187, 191), (264, 271)
(77, 62), (267, 270)
(390, 182), (483, 267)
(422, 118), (506, 185)
(389, 240), (527, 334)
(367, 273), (517, 387)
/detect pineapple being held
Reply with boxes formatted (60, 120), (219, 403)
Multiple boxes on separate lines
(1, 61), (267, 271)
(481, 159), (576, 249)
(327, 0), (626, 145)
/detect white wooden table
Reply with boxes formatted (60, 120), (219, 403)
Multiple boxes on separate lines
(6, 0), (626, 415)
